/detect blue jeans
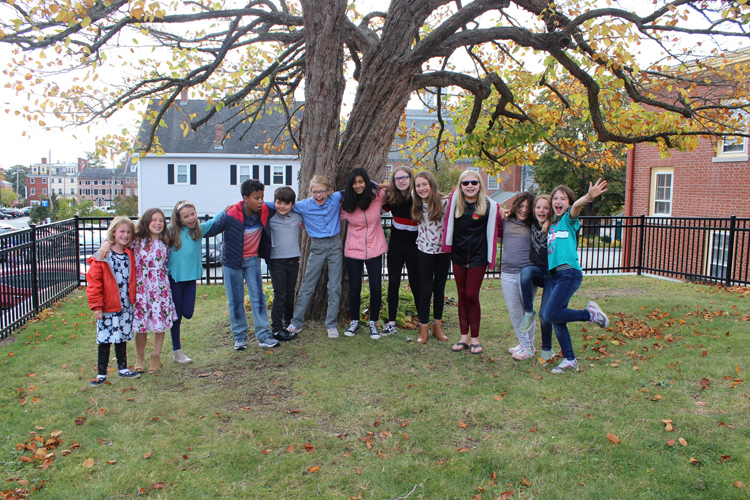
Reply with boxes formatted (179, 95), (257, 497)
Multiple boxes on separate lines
(520, 265), (553, 351)
(224, 256), (272, 344)
(541, 267), (591, 360)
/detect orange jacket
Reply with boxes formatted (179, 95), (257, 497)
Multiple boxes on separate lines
(86, 248), (137, 313)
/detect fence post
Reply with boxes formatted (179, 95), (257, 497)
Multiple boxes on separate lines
(637, 215), (646, 276)
(74, 215), (82, 286)
(29, 224), (39, 315)
(725, 216), (736, 287)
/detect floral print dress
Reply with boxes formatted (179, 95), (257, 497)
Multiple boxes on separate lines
(133, 239), (177, 333)
(96, 251), (133, 344)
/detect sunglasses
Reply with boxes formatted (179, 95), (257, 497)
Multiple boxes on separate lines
(461, 180), (479, 186)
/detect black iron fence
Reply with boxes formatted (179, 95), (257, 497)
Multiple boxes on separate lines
(1, 214), (747, 340)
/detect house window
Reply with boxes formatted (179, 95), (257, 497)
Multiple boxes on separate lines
(70, 188), (75, 195)
(30, 188), (35, 195)
(131, 163), (136, 173)
(706, 231), (730, 280)
(58, 188), (62, 194)
(273, 166), (284, 185)
(176, 164), (188, 184)
(487, 175), (499, 190)
(42, 188), (47, 195)
(650, 168), (673, 217)
(126, 178), (130, 184)
(29, 178), (35, 184)
(126, 188), (131, 196)
(385, 165), (393, 182)
(720, 136), (747, 155)
(42, 178), (47, 183)
(239, 165), (250, 184)
(467, 167), (479, 172)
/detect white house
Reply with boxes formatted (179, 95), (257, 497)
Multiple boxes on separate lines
(137, 97), (301, 217)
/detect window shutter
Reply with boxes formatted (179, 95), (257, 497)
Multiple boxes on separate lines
(167, 164), (174, 185)
(286, 165), (293, 186)
(264, 165), (271, 185)
(230, 164), (237, 185)
(190, 164), (197, 185)
(252, 165), (260, 180)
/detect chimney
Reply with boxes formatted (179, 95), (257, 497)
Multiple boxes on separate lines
(214, 124), (224, 149)
(180, 88), (188, 106)
(78, 158), (85, 172)
(42, 157), (47, 164)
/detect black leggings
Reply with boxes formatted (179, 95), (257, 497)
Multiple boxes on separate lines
(387, 237), (421, 321)
(417, 250), (451, 324)
(170, 278), (197, 351)
(97, 342), (127, 376)
(346, 256), (383, 322)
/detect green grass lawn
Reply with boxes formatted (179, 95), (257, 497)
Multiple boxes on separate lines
(1, 276), (748, 499)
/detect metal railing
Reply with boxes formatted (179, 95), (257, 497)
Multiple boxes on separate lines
(1, 214), (747, 340)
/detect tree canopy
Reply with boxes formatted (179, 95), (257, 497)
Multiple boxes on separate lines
(2, 0), (749, 186)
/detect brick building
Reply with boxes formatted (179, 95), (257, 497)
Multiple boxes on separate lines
(78, 165), (139, 208)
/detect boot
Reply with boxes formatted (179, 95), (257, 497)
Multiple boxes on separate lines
(134, 353), (145, 373)
(432, 320), (448, 341)
(173, 349), (193, 364)
(417, 324), (429, 344)
(148, 354), (162, 374)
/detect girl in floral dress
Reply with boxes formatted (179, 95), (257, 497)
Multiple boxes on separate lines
(132, 208), (177, 374)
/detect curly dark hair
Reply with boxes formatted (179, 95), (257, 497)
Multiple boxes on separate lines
(341, 167), (376, 213)
(241, 179), (265, 198)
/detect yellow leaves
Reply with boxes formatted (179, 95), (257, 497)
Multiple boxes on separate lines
(81, 16), (92, 28)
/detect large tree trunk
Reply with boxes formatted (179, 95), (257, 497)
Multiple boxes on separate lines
(296, 0), (347, 320)
(295, 0), (432, 321)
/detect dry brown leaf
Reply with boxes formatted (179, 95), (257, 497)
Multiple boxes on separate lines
(152, 483), (165, 489)
(401, 420), (408, 428)
(498, 491), (515, 499)
(309, 466), (320, 473)
(651, 395), (663, 401)
(260, 449), (270, 455)
(455, 447), (470, 453)
(494, 395), (503, 401)
(286, 444), (294, 453)
(721, 455), (731, 462)
(377, 451), (386, 459)
(349, 492), (363, 500)
(734, 481), (746, 488)
(459, 421), (468, 428)
(49, 430), (63, 438)
(662, 419), (674, 432)
(303, 443), (314, 453)
(143, 451), (152, 459)
(106, 460), (117, 464)
(606, 433), (621, 445)
(666, 439), (675, 447)
(679, 438), (688, 446)
(18, 456), (33, 463)
(689, 457), (701, 465)
(521, 477), (531, 486)
(82, 458), (95, 468)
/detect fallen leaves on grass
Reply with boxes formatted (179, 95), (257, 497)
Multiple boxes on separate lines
(151, 483), (165, 489)
(679, 438), (688, 446)
(662, 419), (674, 432)
(606, 433), (621, 445)
(81, 458), (94, 468)
(303, 443), (314, 453)
(689, 457), (701, 465)
(700, 378), (710, 389)
(666, 439), (675, 447)
(308, 466), (320, 473)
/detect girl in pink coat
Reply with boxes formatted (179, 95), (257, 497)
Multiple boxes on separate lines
(340, 167), (388, 340)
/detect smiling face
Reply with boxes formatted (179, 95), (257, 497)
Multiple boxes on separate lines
(178, 206), (197, 229)
(310, 183), (330, 206)
(148, 212), (165, 239)
(393, 169), (412, 194)
(415, 176), (432, 200)
(112, 223), (131, 250)
(352, 175), (366, 195)
(275, 199), (293, 215)
(552, 190), (571, 217)
(516, 200), (530, 222)
(534, 198), (550, 223)
(461, 172), (480, 201)
(243, 190), (265, 214)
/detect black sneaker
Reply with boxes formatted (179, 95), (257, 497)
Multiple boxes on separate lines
(344, 320), (359, 337)
(118, 369), (141, 379)
(368, 321), (381, 340)
(273, 329), (297, 342)
(382, 323), (397, 336)
(90, 376), (106, 387)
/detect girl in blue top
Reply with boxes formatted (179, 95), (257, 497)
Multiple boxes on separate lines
(544, 178), (609, 374)
(167, 200), (222, 363)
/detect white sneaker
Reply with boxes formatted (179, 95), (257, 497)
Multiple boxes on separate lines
(382, 323), (397, 336)
(551, 358), (579, 374)
(327, 328), (339, 339)
(286, 323), (302, 334)
(344, 320), (359, 337)
(540, 349), (555, 361)
(586, 301), (609, 328)
(512, 347), (535, 360)
(368, 321), (381, 340)
(508, 344), (522, 355)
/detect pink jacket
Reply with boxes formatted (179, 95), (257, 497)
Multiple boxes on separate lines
(340, 189), (388, 260)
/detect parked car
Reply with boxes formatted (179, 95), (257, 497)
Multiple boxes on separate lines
(1, 208), (22, 218)
(0, 212), (11, 220)
(21, 207), (32, 216)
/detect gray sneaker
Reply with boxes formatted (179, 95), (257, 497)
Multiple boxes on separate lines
(234, 339), (247, 350)
(258, 337), (281, 348)
(382, 323), (397, 336)
(586, 301), (609, 329)
(551, 358), (578, 374)
(520, 311), (536, 333)
(344, 320), (359, 337)
(368, 321), (381, 340)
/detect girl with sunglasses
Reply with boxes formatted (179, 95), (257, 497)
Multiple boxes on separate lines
(382, 166), (420, 336)
(442, 170), (503, 355)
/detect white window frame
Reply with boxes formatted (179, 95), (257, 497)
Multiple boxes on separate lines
(176, 164), (189, 184)
(650, 168), (673, 217)
(487, 175), (499, 190)
(30, 188), (35, 195)
(239, 165), (251, 184)
(272, 165), (284, 185)
(42, 188), (47, 195)
(705, 230), (730, 280)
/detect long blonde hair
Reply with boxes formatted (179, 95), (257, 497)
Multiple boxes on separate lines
(455, 170), (487, 218)
(169, 200), (202, 251)
(106, 217), (135, 247)
(412, 171), (445, 223)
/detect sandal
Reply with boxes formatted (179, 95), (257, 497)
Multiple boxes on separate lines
(452, 342), (469, 352)
(470, 343), (483, 355)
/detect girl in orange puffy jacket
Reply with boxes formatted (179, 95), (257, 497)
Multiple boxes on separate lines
(85, 217), (140, 386)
